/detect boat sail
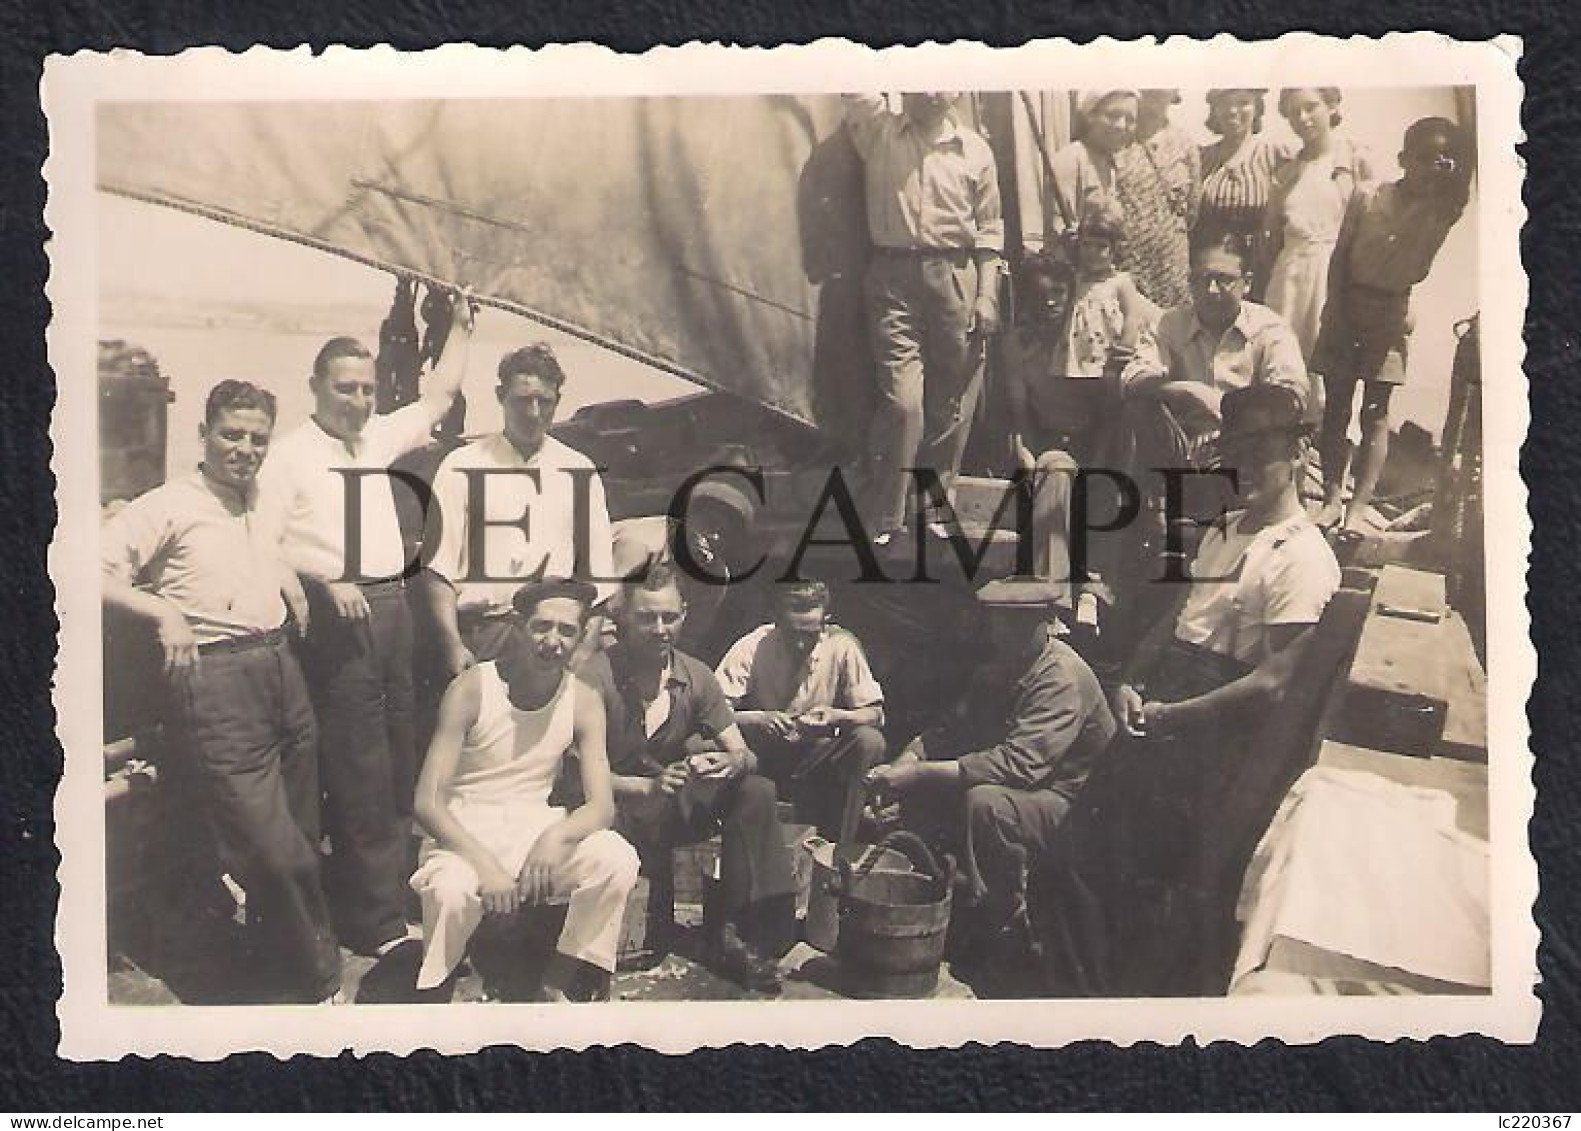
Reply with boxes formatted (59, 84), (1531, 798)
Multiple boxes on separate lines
(97, 94), (1066, 445)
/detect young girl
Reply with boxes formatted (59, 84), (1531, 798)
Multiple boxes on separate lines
(1260, 88), (1374, 370)
(1005, 206), (1158, 585)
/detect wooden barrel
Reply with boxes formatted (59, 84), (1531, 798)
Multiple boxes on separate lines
(836, 868), (953, 998)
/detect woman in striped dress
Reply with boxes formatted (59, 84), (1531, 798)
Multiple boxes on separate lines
(1195, 89), (1291, 255)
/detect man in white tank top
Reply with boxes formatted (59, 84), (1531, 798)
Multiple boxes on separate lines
(410, 577), (639, 1000)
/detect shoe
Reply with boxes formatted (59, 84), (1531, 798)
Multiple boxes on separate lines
(707, 925), (783, 995)
(373, 927), (420, 958)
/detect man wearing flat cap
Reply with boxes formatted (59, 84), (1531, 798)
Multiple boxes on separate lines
(1034, 383), (1341, 997)
(411, 577), (639, 1002)
(865, 585), (1115, 989)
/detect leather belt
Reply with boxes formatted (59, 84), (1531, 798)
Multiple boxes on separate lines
(198, 627), (288, 655)
(357, 577), (407, 596)
(872, 245), (974, 266)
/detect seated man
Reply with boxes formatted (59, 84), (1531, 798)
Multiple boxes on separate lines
(715, 580), (887, 844)
(411, 578), (640, 1001)
(1034, 383), (1342, 998)
(578, 564), (796, 994)
(1119, 232), (1311, 464)
(865, 590), (1115, 982)
(1066, 233), (1311, 651)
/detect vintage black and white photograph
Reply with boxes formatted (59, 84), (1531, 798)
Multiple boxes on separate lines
(44, 36), (1534, 1057)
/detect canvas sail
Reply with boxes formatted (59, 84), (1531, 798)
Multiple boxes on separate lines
(97, 94), (1062, 440)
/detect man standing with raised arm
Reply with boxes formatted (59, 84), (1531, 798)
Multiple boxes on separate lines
(419, 340), (615, 676)
(260, 291), (474, 961)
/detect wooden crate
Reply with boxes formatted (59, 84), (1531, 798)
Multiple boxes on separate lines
(615, 874), (652, 967)
(672, 837), (721, 908)
(782, 823), (817, 920)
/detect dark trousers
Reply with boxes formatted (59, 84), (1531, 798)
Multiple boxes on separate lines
(754, 725), (886, 843)
(296, 583), (415, 953)
(901, 782), (1072, 934)
(864, 251), (987, 531)
(170, 638), (340, 1000)
(615, 773), (796, 945)
(1033, 642), (1252, 997)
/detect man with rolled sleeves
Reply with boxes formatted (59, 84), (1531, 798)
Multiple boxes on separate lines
(843, 92), (1006, 544)
(259, 293), (473, 959)
(576, 564), (796, 994)
(102, 380), (341, 1003)
(715, 579), (887, 844)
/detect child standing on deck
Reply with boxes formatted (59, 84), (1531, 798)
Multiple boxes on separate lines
(1310, 117), (1472, 535)
(1004, 205), (1159, 586)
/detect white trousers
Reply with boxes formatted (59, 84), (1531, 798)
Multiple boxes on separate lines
(410, 804), (640, 990)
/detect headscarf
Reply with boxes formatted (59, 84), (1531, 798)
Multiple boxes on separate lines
(1076, 89), (1140, 121)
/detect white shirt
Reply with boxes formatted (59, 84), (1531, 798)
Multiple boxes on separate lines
(715, 623), (884, 715)
(259, 403), (437, 583)
(102, 471), (288, 645)
(1174, 510), (1341, 665)
(1125, 301), (1311, 428)
(426, 432), (615, 614)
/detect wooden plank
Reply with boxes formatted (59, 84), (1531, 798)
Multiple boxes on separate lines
(951, 476), (1020, 529)
(1333, 566), (1451, 757)
(1437, 609), (1489, 762)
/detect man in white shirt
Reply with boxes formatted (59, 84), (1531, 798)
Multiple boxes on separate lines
(1067, 234), (1313, 650)
(714, 580), (886, 843)
(1036, 382), (1341, 997)
(259, 293), (474, 958)
(102, 380), (341, 1002)
(419, 341), (614, 677)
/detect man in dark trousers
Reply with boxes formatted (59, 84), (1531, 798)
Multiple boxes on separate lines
(843, 92), (1005, 544)
(102, 380), (341, 1003)
(866, 588), (1115, 988)
(577, 564), (796, 994)
(1034, 383), (1342, 997)
(259, 292), (474, 960)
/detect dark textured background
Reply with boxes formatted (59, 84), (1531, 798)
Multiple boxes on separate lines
(2, 0), (1574, 1110)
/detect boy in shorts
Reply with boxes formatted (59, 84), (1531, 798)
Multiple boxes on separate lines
(1311, 117), (1473, 535)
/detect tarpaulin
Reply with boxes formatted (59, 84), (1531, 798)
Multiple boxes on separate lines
(97, 95), (1058, 443)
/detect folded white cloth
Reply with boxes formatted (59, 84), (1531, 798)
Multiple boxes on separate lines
(1233, 765), (1490, 990)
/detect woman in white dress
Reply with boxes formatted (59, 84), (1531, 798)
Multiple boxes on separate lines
(1259, 88), (1374, 360)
